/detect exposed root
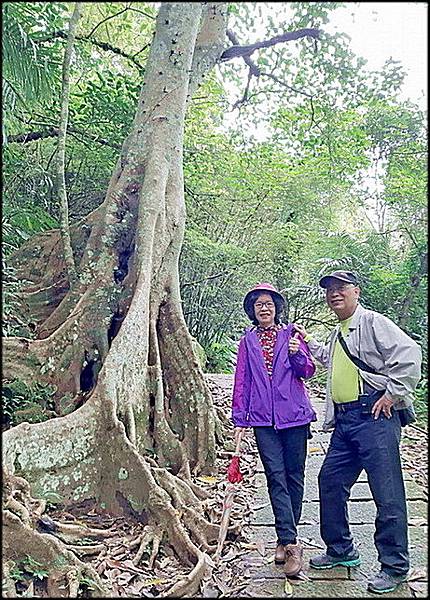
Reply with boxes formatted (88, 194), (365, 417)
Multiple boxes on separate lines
(3, 467), (110, 598)
(2, 560), (17, 598)
(132, 523), (163, 567)
(153, 467), (220, 551)
(154, 467), (201, 507)
(4, 510), (109, 597)
(178, 464), (212, 500)
(165, 551), (211, 598)
(148, 529), (162, 568)
(178, 458), (192, 479)
(182, 506), (220, 545)
(4, 497), (31, 526)
(149, 321), (192, 473)
(65, 543), (106, 556)
(55, 521), (114, 539)
(66, 569), (80, 597)
(3, 470), (46, 526)
(186, 479), (212, 500)
(129, 535), (143, 549)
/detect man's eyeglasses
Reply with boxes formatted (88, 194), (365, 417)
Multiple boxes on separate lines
(325, 284), (355, 294)
(254, 301), (275, 309)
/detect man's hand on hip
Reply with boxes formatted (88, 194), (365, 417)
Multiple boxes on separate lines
(371, 394), (394, 419)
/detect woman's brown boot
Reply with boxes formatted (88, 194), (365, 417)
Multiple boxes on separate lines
(284, 541), (303, 577)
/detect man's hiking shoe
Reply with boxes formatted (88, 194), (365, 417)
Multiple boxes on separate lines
(367, 570), (407, 594)
(309, 550), (361, 569)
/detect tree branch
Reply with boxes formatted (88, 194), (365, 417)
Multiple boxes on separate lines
(225, 28), (318, 108)
(86, 5), (130, 38)
(219, 28), (321, 61)
(226, 30), (260, 76)
(182, 259), (262, 288)
(36, 31), (146, 71)
(260, 71), (315, 98)
(7, 127), (120, 150)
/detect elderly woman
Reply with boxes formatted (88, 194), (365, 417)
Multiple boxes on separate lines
(232, 282), (316, 577)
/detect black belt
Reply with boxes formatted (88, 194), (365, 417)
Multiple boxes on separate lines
(334, 400), (361, 413)
(334, 391), (383, 414)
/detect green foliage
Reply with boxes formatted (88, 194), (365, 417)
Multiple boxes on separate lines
(2, 2), (65, 140)
(79, 575), (97, 590)
(22, 556), (49, 580)
(205, 338), (237, 374)
(2, 272), (27, 338)
(414, 379), (428, 429)
(3, 2), (426, 405)
(7, 556), (49, 586)
(3, 204), (58, 252)
(191, 337), (207, 370)
(8, 562), (24, 581)
(37, 489), (63, 509)
(2, 205), (58, 336)
(2, 380), (57, 427)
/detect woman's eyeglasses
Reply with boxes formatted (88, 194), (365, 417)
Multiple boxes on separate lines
(254, 301), (275, 309)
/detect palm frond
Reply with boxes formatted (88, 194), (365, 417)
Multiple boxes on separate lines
(2, 2), (57, 108)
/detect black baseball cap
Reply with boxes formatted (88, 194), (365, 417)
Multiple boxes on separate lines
(319, 270), (358, 289)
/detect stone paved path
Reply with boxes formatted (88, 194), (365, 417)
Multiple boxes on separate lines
(207, 374), (428, 598)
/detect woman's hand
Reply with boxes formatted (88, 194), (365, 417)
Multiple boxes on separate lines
(288, 332), (300, 355)
(233, 427), (247, 454)
(234, 427), (246, 446)
(293, 323), (308, 338)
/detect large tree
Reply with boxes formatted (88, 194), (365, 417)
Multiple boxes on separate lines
(2, 2), (320, 596)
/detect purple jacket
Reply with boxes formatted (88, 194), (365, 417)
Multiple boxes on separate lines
(232, 323), (317, 429)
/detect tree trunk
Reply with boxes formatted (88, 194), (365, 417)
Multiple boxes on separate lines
(56, 2), (82, 285)
(3, 3), (228, 596)
(397, 250), (428, 329)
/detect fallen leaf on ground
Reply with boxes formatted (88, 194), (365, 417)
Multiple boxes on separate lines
(300, 537), (324, 549)
(408, 581), (427, 595)
(409, 581), (428, 598)
(255, 540), (266, 556)
(407, 567), (427, 581)
(251, 502), (270, 511)
(284, 578), (294, 596)
(140, 577), (170, 587)
(197, 476), (218, 484)
(240, 542), (257, 550)
(299, 519), (317, 525)
(116, 572), (137, 586)
(213, 574), (230, 595)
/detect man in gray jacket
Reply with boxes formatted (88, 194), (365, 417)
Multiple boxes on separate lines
(294, 270), (422, 595)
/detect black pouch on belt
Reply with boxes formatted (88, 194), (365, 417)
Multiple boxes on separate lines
(358, 389), (385, 415)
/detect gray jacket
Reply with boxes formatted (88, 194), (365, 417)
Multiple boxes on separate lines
(308, 304), (422, 431)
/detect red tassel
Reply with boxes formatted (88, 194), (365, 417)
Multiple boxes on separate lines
(227, 455), (243, 483)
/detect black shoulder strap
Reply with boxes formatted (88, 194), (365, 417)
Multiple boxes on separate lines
(337, 330), (381, 375)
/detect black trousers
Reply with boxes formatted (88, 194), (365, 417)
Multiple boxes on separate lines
(254, 424), (309, 546)
(319, 408), (409, 576)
